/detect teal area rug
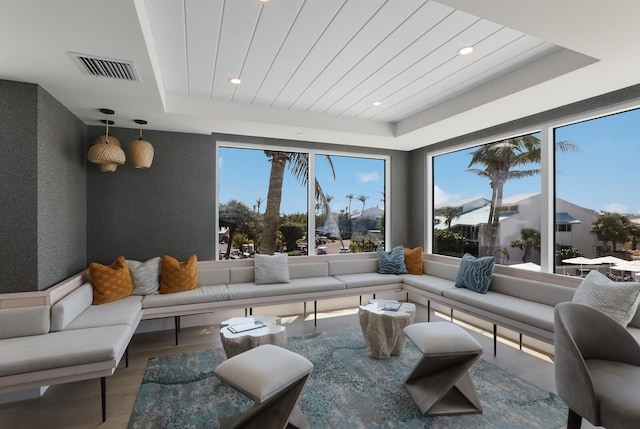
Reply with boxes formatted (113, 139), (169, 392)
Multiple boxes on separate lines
(128, 326), (566, 428)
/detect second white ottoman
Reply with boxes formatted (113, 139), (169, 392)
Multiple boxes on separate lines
(403, 322), (483, 416)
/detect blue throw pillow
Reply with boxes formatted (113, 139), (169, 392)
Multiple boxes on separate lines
(455, 253), (495, 294)
(377, 245), (408, 274)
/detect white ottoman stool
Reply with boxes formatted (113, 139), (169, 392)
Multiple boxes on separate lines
(214, 344), (313, 429)
(403, 322), (483, 416)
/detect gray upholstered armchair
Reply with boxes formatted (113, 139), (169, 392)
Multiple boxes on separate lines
(554, 302), (640, 429)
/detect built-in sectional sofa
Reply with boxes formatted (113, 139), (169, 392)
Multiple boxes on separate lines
(2, 252), (639, 421)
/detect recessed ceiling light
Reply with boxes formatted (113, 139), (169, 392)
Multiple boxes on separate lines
(259, 0), (270, 2)
(457, 46), (474, 56)
(229, 77), (242, 85)
(372, 101), (382, 106)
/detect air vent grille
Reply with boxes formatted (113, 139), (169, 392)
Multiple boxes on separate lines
(69, 52), (139, 81)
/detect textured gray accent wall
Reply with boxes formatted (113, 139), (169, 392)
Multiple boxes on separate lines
(0, 80), (39, 292)
(36, 87), (87, 290)
(408, 83), (640, 248)
(213, 134), (410, 249)
(87, 127), (217, 264)
(0, 80), (86, 292)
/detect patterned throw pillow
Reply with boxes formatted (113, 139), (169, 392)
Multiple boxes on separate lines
(160, 255), (199, 294)
(377, 245), (408, 274)
(454, 253), (495, 294)
(254, 253), (290, 284)
(404, 247), (423, 275)
(89, 256), (134, 305)
(573, 270), (640, 326)
(127, 257), (161, 295)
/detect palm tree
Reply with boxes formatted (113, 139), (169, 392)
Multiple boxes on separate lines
(357, 195), (368, 214)
(591, 212), (630, 252)
(260, 151), (335, 254)
(346, 194), (354, 215)
(439, 206), (461, 230)
(466, 135), (577, 257)
(255, 197), (263, 214)
(510, 228), (541, 262)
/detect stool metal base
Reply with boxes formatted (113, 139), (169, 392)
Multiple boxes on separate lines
(405, 352), (482, 416)
(222, 374), (310, 429)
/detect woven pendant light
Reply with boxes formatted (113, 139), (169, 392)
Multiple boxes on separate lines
(87, 109), (126, 169)
(96, 138), (123, 172)
(129, 119), (154, 168)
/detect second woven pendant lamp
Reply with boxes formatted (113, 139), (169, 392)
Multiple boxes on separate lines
(129, 119), (154, 168)
(87, 108), (126, 172)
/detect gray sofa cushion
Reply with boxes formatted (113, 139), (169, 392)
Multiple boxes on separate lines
(0, 306), (50, 339)
(64, 296), (142, 330)
(227, 277), (345, 300)
(0, 325), (132, 377)
(424, 260), (459, 281)
(328, 258), (378, 276)
(333, 272), (401, 289)
(443, 288), (556, 332)
(198, 267), (230, 286)
(289, 262), (329, 279)
(400, 273), (456, 295)
(489, 274), (575, 306)
(142, 285), (230, 308)
(50, 283), (93, 332)
(230, 266), (255, 284)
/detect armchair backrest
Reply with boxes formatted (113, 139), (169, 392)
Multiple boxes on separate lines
(554, 302), (640, 424)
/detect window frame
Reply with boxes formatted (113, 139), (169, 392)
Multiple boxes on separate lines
(426, 97), (640, 274)
(216, 140), (391, 258)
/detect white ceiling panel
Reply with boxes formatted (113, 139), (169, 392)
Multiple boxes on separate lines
(252, 0), (346, 106)
(185, 0), (223, 97)
(5, 0), (630, 150)
(269, 0), (387, 109)
(305, 1), (455, 114)
(231, 0), (305, 104)
(322, 9), (482, 116)
(144, 0), (187, 94)
(356, 25), (526, 120)
(209, 0), (263, 101)
(290, 0), (432, 112)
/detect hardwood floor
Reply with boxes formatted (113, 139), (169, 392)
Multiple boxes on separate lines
(0, 304), (594, 429)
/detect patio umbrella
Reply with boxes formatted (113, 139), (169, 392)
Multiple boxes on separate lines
(510, 262), (541, 272)
(562, 256), (599, 276)
(593, 256), (628, 275)
(611, 261), (640, 281)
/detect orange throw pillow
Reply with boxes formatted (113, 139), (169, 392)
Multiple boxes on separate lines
(89, 256), (134, 305)
(160, 255), (199, 294)
(404, 247), (423, 275)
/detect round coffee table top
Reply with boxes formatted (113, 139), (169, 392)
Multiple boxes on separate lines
(360, 299), (416, 316)
(219, 316), (287, 358)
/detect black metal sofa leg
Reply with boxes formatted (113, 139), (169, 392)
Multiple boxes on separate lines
(101, 376), (106, 422)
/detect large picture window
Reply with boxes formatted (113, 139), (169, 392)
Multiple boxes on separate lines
(315, 154), (386, 255)
(555, 108), (640, 278)
(218, 147), (308, 259)
(218, 145), (387, 259)
(432, 133), (542, 270)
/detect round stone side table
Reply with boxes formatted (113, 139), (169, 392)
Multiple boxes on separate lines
(220, 315), (287, 358)
(358, 299), (416, 359)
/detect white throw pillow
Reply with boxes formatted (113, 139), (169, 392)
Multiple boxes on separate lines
(254, 253), (290, 284)
(127, 257), (161, 295)
(572, 270), (640, 326)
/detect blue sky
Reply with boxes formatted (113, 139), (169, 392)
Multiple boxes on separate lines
(434, 107), (640, 214)
(219, 107), (640, 217)
(218, 147), (385, 215)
